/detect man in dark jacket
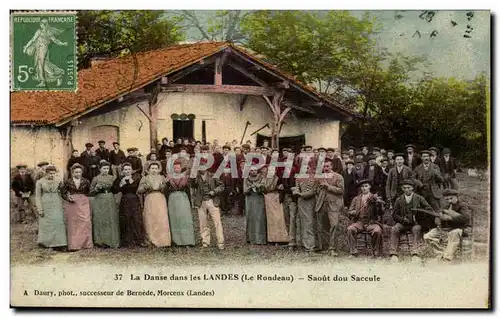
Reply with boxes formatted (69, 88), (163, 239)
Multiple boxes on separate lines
(80, 143), (100, 181)
(110, 142), (126, 177)
(346, 179), (384, 258)
(423, 189), (471, 261)
(66, 149), (81, 178)
(342, 159), (358, 209)
(413, 150), (444, 212)
(429, 147), (441, 168)
(125, 147), (143, 179)
(390, 179), (433, 263)
(385, 153), (414, 206)
(439, 148), (459, 190)
(11, 163), (35, 223)
(363, 155), (384, 196)
(405, 144), (421, 170)
(326, 147), (343, 174)
(95, 140), (110, 162)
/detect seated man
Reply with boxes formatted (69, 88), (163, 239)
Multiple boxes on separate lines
(423, 189), (472, 262)
(390, 179), (433, 263)
(346, 179), (384, 258)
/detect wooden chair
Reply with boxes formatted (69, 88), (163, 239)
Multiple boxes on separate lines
(398, 231), (414, 254)
(356, 229), (383, 256)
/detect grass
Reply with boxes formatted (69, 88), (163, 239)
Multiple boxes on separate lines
(10, 173), (489, 266)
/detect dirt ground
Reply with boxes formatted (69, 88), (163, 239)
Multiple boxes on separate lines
(10, 173), (490, 266)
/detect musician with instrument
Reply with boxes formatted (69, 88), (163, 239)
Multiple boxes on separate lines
(423, 189), (472, 261)
(390, 179), (434, 263)
(346, 179), (385, 258)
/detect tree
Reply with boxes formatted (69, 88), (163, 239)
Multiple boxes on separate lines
(176, 10), (251, 42)
(77, 10), (184, 69)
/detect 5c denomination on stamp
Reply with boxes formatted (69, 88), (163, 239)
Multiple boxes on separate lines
(11, 11), (77, 91)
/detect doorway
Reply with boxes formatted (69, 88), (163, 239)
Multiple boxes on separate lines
(256, 133), (305, 153)
(173, 120), (194, 141)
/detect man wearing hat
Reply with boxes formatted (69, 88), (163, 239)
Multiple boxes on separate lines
(110, 142), (126, 177)
(354, 151), (365, 166)
(346, 179), (384, 257)
(11, 163), (35, 223)
(347, 146), (355, 159)
(315, 159), (344, 256)
(423, 189), (472, 261)
(413, 150), (444, 214)
(439, 148), (459, 190)
(95, 140), (110, 162)
(404, 144), (421, 170)
(342, 159), (358, 208)
(429, 147), (441, 167)
(125, 147), (143, 179)
(386, 150), (395, 169)
(353, 158), (365, 183)
(361, 146), (370, 162)
(33, 161), (50, 181)
(390, 179), (433, 263)
(80, 143), (100, 181)
(385, 153), (414, 206)
(363, 154), (384, 196)
(326, 148), (343, 174)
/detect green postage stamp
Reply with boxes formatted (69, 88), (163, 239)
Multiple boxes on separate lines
(10, 11), (77, 91)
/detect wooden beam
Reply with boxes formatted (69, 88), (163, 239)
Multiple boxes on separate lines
(168, 56), (216, 83)
(136, 104), (152, 122)
(227, 62), (274, 89)
(281, 100), (316, 114)
(214, 57), (222, 85)
(161, 84), (275, 96)
(239, 95), (249, 111)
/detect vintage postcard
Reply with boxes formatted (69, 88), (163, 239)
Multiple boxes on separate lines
(9, 10), (491, 308)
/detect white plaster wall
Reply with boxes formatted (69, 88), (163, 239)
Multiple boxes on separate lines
(156, 92), (340, 147)
(72, 100), (151, 155)
(11, 126), (65, 171)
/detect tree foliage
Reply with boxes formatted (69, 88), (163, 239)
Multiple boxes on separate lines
(77, 10), (184, 69)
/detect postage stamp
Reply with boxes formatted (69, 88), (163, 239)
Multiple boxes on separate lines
(10, 11), (77, 91)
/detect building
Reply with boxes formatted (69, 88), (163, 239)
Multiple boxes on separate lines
(11, 41), (355, 174)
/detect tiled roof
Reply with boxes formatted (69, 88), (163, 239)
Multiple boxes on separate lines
(11, 41), (354, 125)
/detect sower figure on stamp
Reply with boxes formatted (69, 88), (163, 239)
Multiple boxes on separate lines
(346, 180), (384, 258)
(424, 189), (471, 262)
(11, 163), (35, 223)
(390, 179), (433, 263)
(439, 148), (459, 190)
(315, 159), (344, 256)
(192, 150), (225, 250)
(413, 150), (444, 230)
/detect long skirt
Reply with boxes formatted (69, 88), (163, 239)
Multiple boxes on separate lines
(298, 197), (316, 251)
(38, 193), (67, 248)
(245, 193), (267, 245)
(143, 192), (171, 247)
(119, 193), (146, 247)
(91, 192), (120, 248)
(168, 191), (195, 246)
(264, 192), (289, 243)
(64, 194), (93, 250)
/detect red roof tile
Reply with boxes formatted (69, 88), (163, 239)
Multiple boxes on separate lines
(11, 41), (354, 125)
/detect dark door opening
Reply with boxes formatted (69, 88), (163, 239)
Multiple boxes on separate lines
(173, 120), (194, 141)
(256, 134), (306, 153)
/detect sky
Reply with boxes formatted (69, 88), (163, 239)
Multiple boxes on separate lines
(179, 10), (490, 80)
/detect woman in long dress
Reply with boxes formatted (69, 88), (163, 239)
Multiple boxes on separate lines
(35, 165), (67, 250)
(90, 161), (120, 248)
(113, 163), (147, 247)
(60, 163), (93, 251)
(165, 161), (195, 246)
(262, 166), (289, 243)
(244, 166), (267, 245)
(293, 164), (318, 252)
(137, 161), (171, 247)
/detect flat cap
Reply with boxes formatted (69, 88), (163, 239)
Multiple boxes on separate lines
(318, 147), (326, 152)
(16, 163), (27, 169)
(442, 148), (451, 154)
(420, 150), (431, 155)
(401, 179), (414, 187)
(442, 189), (459, 196)
(428, 146), (438, 152)
(405, 144), (416, 149)
(394, 153), (405, 159)
(37, 161), (49, 167)
(357, 179), (372, 187)
(372, 147), (381, 151)
(85, 143), (94, 148)
(112, 141), (120, 145)
(98, 140), (106, 144)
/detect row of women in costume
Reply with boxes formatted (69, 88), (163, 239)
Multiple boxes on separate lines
(35, 160), (195, 251)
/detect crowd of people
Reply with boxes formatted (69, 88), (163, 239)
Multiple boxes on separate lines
(11, 137), (471, 263)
